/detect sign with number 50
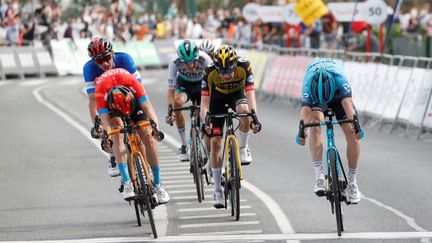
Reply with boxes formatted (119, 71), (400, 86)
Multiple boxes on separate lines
(361, 0), (388, 26)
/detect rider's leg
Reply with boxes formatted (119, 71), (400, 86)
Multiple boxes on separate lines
(340, 124), (360, 184)
(308, 111), (325, 193)
(210, 135), (224, 208)
(174, 92), (188, 146)
(236, 103), (253, 164)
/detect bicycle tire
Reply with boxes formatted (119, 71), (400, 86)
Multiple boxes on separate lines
(229, 138), (241, 221)
(191, 127), (204, 202)
(329, 149), (343, 236)
(134, 153), (158, 238)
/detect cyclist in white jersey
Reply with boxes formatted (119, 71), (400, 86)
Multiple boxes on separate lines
(165, 39), (212, 161)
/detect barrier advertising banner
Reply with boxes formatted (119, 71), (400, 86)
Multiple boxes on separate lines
(0, 48), (22, 79)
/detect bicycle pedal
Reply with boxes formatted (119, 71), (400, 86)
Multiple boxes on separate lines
(118, 184), (124, 193)
(315, 190), (326, 197)
(241, 161), (251, 166)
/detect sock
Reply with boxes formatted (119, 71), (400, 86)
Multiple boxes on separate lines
(313, 161), (323, 178)
(117, 162), (131, 184)
(151, 166), (161, 185)
(238, 131), (250, 148)
(178, 127), (188, 147)
(349, 168), (357, 184)
(212, 167), (222, 192)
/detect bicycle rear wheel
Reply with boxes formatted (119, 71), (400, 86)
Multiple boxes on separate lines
(329, 149), (343, 236)
(191, 127), (204, 202)
(229, 138), (241, 221)
(134, 153), (158, 238)
(133, 200), (141, 227)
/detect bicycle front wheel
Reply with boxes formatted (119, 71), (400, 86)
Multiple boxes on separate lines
(229, 138), (241, 221)
(191, 127), (204, 202)
(329, 149), (343, 236)
(134, 153), (158, 238)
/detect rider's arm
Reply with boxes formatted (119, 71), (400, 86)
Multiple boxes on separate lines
(200, 95), (210, 122)
(341, 97), (356, 120)
(140, 100), (159, 125)
(87, 93), (99, 124)
(244, 60), (257, 112)
(167, 57), (178, 107)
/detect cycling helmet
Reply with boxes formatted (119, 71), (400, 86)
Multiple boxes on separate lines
(310, 67), (336, 104)
(177, 39), (199, 62)
(200, 39), (215, 56)
(107, 86), (136, 116)
(213, 45), (238, 72)
(87, 37), (113, 59)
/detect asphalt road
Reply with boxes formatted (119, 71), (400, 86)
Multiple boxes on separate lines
(0, 70), (431, 242)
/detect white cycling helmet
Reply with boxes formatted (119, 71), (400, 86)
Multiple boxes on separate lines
(200, 39), (215, 56)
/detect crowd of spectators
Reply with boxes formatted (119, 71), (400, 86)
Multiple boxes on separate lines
(1, 0), (432, 55)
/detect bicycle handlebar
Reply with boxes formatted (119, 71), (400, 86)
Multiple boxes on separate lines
(172, 105), (200, 112)
(108, 119), (164, 141)
(299, 115), (361, 139)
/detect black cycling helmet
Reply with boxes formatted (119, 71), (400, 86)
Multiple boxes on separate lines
(87, 37), (113, 59)
(107, 86), (136, 116)
(213, 45), (238, 72)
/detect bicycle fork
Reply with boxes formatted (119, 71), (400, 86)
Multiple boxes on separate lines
(224, 135), (244, 181)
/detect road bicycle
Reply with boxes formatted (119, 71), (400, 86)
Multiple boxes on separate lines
(168, 104), (210, 202)
(108, 117), (163, 239)
(298, 109), (361, 236)
(206, 108), (259, 221)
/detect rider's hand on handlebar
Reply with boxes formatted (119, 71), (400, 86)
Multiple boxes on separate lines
(90, 126), (102, 139)
(165, 105), (175, 126)
(250, 121), (261, 134)
(296, 133), (307, 146)
(353, 128), (364, 140)
(201, 122), (212, 136)
(100, 131), (112, 152)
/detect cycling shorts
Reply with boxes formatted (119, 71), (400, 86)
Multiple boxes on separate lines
(309, 98), (355, 120)
(176, 76), (201, 104)
(208, 91), (248, 137)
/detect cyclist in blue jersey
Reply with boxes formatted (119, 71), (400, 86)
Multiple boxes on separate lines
(83, 37), (169, 203)
(297, 58), (362, 204)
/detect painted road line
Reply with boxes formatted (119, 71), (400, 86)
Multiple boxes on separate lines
(179, 221), (260, 229)
(0, 81), (12, 86)
(163, 179), (193, 184)
(169, 188), (213, 194)
(176, 199), (247, 205)
(165, 184), (195, 189)
(179, 205), (252, 212)
(161, 167), (189, 172)
(19, 80), (48, 86)
(163, 175), (191, 179)
(160, 163), (189, 168)
(179, 212), (256, 220)
(179, 230), (263, 236)
(172, 195), (213, 200)
(162, 171), (190, 176)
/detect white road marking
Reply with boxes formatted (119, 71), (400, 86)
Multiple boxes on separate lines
(163, 179), (193, 184)
(160, 163), (188, 168)
(19, 80), (48, 86)
(172, 194), (213, 200)
(163, 175), (191, 179)
(179, 212), (256, 220)
(363, 195), (431, 243)
(162, 170), (190, 175)
(165, 183), (195, 189)
(12, 232), (432, 242)
(32, 84), (170, 236)
(176, 199), (247, 205)
(179, 230), (263, 236)
(169, 188), (213, 194)
(179, 220), (259, 228)
(0, 81), (12, 86)
(162, 167), (189, 172)
(161, 133), (297, 238)
(179, 205), (252, 212)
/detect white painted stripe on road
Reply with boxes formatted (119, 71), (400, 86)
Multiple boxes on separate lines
(163, 175), (191, 179)
(161, 133), (296, 237)
(179, 212), (256, 220)
(169, 188), (213, 194)
(176, 199), (247, 205)
(163, 179), (193, 184)
(179, 205), (252, 212)
(160, 163), (188, 168)
(11, 232), (432, 242)
(172, 194), (212, 200)
(180, 220), (259, 228)
(162, 170), (190, 175)
(180, 230), (263, 236)
(165, 184), (195, 189)
(363, 194), (431, 243)
(0, 81), (12, 86)
(19, 80), (48, 86)
(32, 84), (170, 237)
(161, 167), (189, 171)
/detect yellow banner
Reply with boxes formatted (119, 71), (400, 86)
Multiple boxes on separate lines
(294, 0), (329, 26)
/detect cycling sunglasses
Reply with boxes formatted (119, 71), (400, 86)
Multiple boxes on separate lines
(216, 66), (235, 75)
(94, 54), (112, 65)
(183, 58), (198, 65)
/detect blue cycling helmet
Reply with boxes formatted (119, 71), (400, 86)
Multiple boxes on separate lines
(310, 67), (336, 104)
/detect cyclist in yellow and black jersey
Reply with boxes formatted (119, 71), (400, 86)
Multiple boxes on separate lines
(200, 45), (262, 208)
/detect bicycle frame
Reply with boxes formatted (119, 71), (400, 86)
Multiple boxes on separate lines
(323, 121), (346, 183)
(222, 116), (244, 181)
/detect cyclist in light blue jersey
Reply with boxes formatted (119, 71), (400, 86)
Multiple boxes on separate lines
(297, 58), (363, 204)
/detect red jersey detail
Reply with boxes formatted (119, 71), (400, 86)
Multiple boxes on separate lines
(245, 84), (255, 92)
(212, 127), (221, 135)
(201, 90), (209, 96)
(95, 68), (147, 111)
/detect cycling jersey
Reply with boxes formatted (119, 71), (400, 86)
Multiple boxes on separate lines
(201, 57), (255, 96)
(300, 58), (352, 107)
(95, 68), (149, 116)
(83, 52), (143, 94)
(167, 51), (212, 89)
